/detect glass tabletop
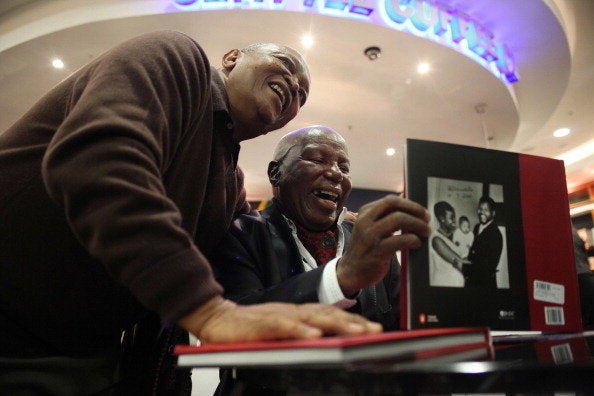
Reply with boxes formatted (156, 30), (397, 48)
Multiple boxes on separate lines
(233, 331), (594, 395)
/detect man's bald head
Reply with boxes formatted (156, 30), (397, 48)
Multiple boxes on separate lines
(272, 125), (347, 163)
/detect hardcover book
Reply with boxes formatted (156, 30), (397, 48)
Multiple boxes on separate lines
(494, 332), (593, 365)
(174, 327), (491, 368)
(532, 333), (593, 364)
(401, 139), (582, 332)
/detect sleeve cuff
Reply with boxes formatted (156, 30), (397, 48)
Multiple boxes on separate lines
(318, 257), (358, 309)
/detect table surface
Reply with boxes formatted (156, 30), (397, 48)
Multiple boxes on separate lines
(233, 331), (594, 395)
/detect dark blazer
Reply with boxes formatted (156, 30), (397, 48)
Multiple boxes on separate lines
(466, 220), (503, 289)
(209, 202), (400, 329)
(209, 202), (400, 395)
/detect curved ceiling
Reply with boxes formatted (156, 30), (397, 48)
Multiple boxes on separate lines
(1, 0), (593, 200)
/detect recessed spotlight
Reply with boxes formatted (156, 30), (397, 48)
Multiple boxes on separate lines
(417, 62), (430, 74)
(364, 46), (381, 61)
(553, 127), (570, 138)
(300, 35), (314, 48)
(52, 58), (64, 69)
(386, 147), (396, 156)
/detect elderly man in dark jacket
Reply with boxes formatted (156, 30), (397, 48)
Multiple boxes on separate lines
(210, 125), (431, 395)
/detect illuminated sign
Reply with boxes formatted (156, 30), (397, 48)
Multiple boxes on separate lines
(171, 0), (519, 83)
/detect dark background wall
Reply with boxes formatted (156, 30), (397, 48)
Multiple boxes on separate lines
(345, 188), (399, 212)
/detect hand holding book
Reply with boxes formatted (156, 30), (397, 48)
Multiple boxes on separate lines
(337, 195), (431, 296)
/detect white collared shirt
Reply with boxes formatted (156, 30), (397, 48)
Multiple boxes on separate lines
(283, 208), (358, 309)
(477, 219), (494, 235)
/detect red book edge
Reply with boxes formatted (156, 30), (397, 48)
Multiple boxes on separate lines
(413, 340), (494, 361)
(400, 147), (410, 330)
(173, 327), (490, 355)
(518, 153), (582, 332)
(400, 249), (410, 329)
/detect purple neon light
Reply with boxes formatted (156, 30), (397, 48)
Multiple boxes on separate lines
(168, 0), (519, 83)
(350, 5), (373, 16)
(324, 1), (348, 11)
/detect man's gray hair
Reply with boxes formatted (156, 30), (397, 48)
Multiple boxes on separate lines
(241, 43), (275, 54)
(272, 125), (345, 162)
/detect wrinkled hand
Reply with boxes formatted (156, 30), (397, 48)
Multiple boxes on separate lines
(178, 296), (383, 344)
(344, 211), (359, 222)
(337, 194), (431, 296)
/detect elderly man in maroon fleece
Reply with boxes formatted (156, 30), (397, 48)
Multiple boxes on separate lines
(0, 30), (384, 394)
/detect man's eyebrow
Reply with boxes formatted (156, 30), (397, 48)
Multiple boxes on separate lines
(281, 51), (306, 69)
(272, 50), (310, 86)
(284, 53), (300, 67)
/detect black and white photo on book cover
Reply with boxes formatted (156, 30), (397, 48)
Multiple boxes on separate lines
(404, 139), (531, 331)
(427, 177), (509, 290)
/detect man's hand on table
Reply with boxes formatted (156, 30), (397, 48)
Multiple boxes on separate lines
(178, 296), (383, 344)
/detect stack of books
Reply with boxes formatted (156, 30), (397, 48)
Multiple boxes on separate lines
(174, 327), (492, 368)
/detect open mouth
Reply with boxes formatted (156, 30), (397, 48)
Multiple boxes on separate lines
(269, 82), (288, 111)
(313, 189), (339, 203)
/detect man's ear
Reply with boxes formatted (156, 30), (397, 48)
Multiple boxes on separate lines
(222, 49), (240, 71)
(268, 161), (281, 186)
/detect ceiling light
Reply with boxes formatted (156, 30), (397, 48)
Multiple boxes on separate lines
(386, 147), (396, 156)
(553, 127), (570, 138)
(51, 58), (64, 69)
(557, 138), (594, 166)
(417, 62), (430, 74)
(300, 35), (314, 48)
(364, 46), (381, 61)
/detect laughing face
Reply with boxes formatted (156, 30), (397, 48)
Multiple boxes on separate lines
(221, 43), (310, 142)
(270, 127), (351, 231)
(477, 201), (495, 225)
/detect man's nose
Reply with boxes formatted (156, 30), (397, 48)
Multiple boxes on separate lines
(285, 74), (299, 91)
(325, 163), (343, 181)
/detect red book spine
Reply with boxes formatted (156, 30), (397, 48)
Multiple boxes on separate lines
(518, 154), (582, 332)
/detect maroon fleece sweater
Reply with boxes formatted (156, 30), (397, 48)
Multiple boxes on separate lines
(0, 30), (249, 356)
